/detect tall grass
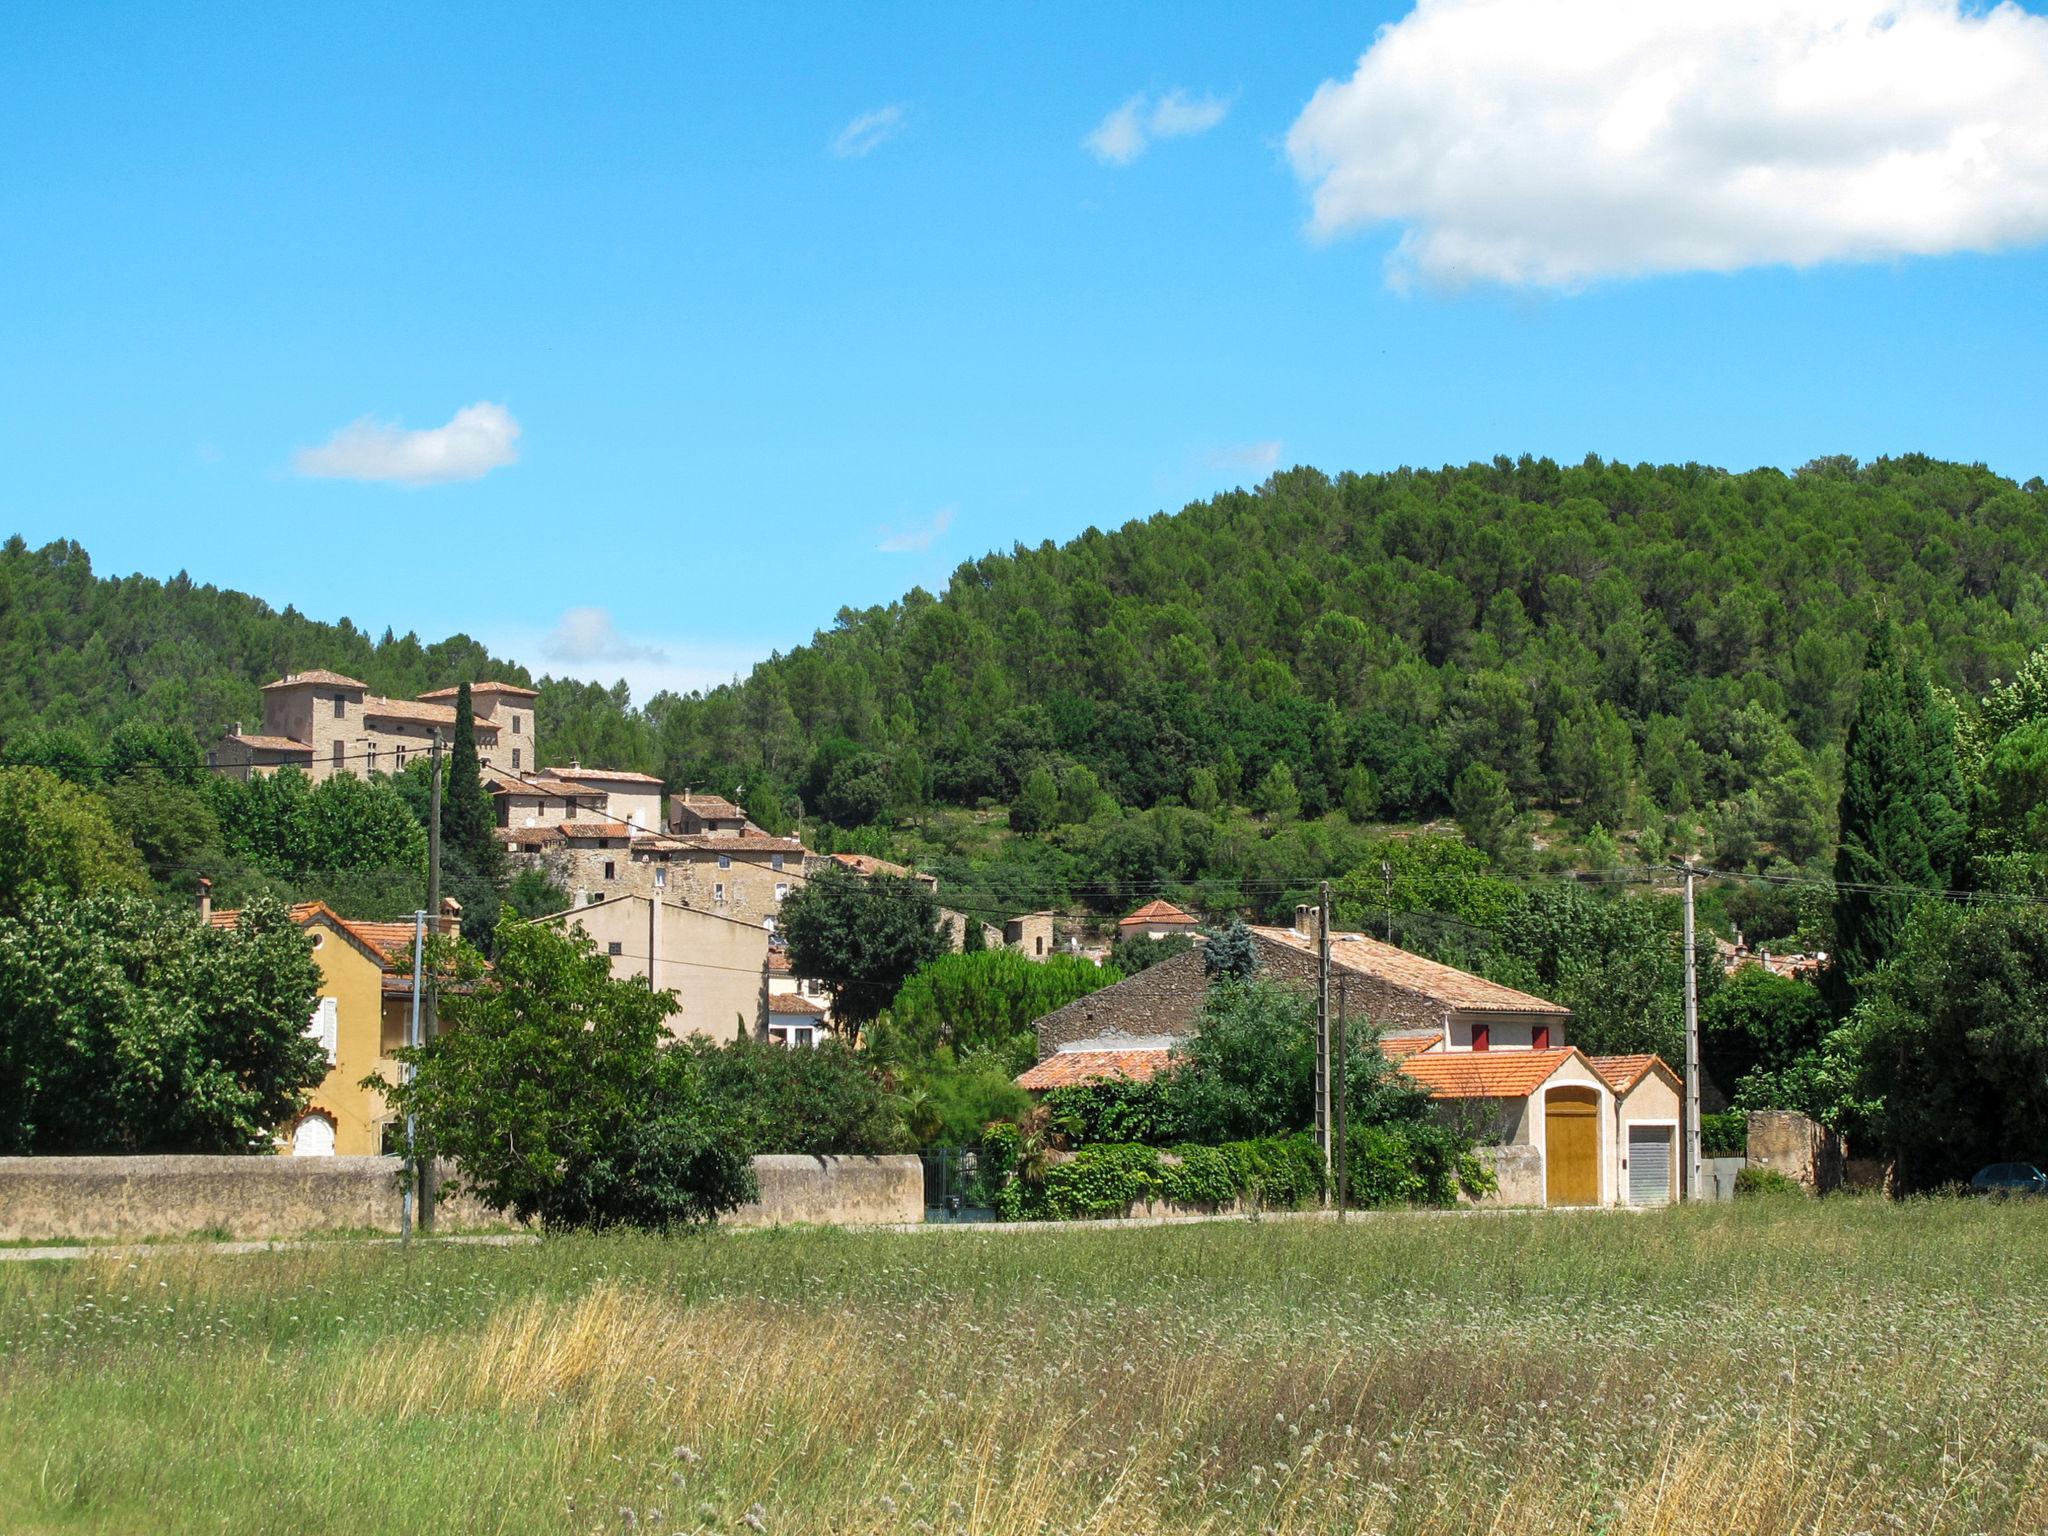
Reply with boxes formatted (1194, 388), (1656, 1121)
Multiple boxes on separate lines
(3, 1198), (2045, 1533)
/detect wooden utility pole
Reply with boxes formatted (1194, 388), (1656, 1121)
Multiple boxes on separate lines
(1681, 864), (1703, 1202)
(420, 728), (443, 1232)
(1315, 880), (1332, 1197)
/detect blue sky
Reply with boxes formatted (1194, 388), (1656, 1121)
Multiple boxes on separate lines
(5, 1), (2047, 698)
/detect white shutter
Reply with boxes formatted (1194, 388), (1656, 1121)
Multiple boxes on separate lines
(1627, 1126), (1672, 1205)
(306, 997), (338, 1065)
(292, 1114), (336, 1157)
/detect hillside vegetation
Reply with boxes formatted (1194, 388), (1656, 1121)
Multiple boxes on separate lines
(7, 455), (2047, 883)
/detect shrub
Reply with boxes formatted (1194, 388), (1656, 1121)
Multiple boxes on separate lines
(984, 1130), (1326, 1221)
(685, 1036), (906, 1156)
(1735, 1166), (1805, 1198)
(1702, 1111), (1749, 1158)
(1041, 1076), (1180, 1147)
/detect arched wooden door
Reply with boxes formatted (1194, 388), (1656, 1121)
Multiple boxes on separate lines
(1544, 1086), (1600, 1205)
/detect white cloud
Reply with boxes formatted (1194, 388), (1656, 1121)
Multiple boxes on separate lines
(496, 612), (770, 705)
(1204, 440), (1285, 474)
(1285, 0), (2048, 290)
(544, 607), (669, 666)
(832, 104), (907, 159)
(1086, 89), (1231, 165)
(876, 505), (956, 553)
(293, 401), (521, 486)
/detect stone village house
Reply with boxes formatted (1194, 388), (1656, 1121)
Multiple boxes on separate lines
(209, 673), (539, 780)
(1019, 904), (1684, 1207)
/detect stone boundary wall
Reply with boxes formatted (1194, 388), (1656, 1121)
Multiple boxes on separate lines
(1746, 1109), (1845, 1193)
(1467, 1143), (1544, 1206)
(0, 1153), (924, 1242)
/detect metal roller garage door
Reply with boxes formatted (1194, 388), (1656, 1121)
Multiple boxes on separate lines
(1627, 1126), (1672, 1205)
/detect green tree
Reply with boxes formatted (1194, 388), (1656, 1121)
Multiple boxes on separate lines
(1830, 901), (2048, 1188)
(443, 682), (498, 871)
(1201, 917), (1259, 982)
(1701, 967), (1832, 1113)
(0, 894), (324, 1153)
(1341, 764), (1381, 824)
(102, 767), (220, 884)
(871, 950), (1121, 1073)
(821, 751), (893, 826)
(1010, 766), (1059, 834)
(1252, 761), (1300, 822)
(1452, 763), (1520, 866)
(374, 919), (755, 1230)
(1110, 931), (1196, 976)
(778, 865), (951, 1043)
(1833, 625), (1969, 981)
(685, 1036), (905, 1155)
(0, 767), (147, 919)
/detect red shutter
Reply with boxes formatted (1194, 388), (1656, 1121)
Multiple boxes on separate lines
(1472, 1023), (1490, 1052)
(1533, 1024), (1550, 1050)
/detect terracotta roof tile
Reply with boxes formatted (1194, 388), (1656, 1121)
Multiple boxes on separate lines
(361, 696), (499, 733)
(769, 994), (830, 1017)
(660, 833), (807, 854)
(261, 670), (368, 691)
(496, 824), (565, 845)
(1379, 1031), (1442, 1060)
(224, 733), (313, 754)
(557, 819), (632, 839)
(1251, 926), (1570, 1017)
(1590, 1054), (1675, 1093)
(208, 901), (417, 969)
(417, 681), (539, 700)
(1120, 899), (1198, 929)
(672, 793), (746, 821)
(827, 852), (936, 883)
(546, 765), (664, 786)
(1397, 1047), (1582, 1100)
(1016, 1047), (1173, 1091)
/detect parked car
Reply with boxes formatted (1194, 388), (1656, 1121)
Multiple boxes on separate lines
(1970, 1163), (2048, 1196)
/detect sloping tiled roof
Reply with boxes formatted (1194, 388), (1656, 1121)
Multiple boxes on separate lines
(495, 824), (565, 845)
(1397, 1047), (1582, 1100)
(673, 793), (746, 821)
(417, 681), (539, 700)
(224, 733), (313, 754)
(1379, 1031), (1442, 1060)
(547, 765), (664, 786)
(487, 773), (594, 800)
(361, 696), (499, 734)
(557, 819), (633, 840)
(769, 994), (830, 1017)
(1251, 926), (1570, 1017)
(261, 670), (368, 691)
(1016, 1047), (1173, 1092)
(1590, 1054), (1674, 1094)
(827, 852), (936, 884)
(662, 833), (806, 854)
(208, 901), (417, 970)
(1120, 899), (1198, 929)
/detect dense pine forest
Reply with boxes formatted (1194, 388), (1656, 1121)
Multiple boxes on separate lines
(7, 455), (2048, 918)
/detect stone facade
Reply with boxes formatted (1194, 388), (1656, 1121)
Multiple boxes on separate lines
(1034, 948), (1212, 1054)
(209, 673), (534, 782)
(1746, 1109), (1844, 1193)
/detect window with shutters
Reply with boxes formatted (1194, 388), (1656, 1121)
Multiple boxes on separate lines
(714, 882), (726, 904)
(604, 861), (616, 881)
(608, 942), (623, 957)
(719, 853), (732, 869)
(771, 854), (784, 872)
(306, 997), (339, 1065)
(1471, 1023), (1490, 1051)
(333, 696), (346, 719)
(332, 741), (345, 768)
(1532, 1023), (1550, 1050)
(511, 748), (521, 769)
(655, 867), (667, 890)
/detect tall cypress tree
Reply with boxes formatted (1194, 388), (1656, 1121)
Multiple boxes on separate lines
(1833, 624), (1966, 981)
(443, 682), (495, 872)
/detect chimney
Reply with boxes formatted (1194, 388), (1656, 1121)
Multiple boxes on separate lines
(197, 877), (212, 925)
(233, 722), (242, 737)
(438, 896), (462, 937)
(570, 759), (581, 772)
(1295, 903), (1315, 935)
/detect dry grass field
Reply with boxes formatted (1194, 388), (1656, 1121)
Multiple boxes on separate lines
(2, 1198), (2044, 1534)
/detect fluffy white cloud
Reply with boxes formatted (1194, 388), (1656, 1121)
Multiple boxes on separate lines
(544, 607), (669, 666)
(876, 505), (956, 554)
(1285, 0), (2048, 289)
(1204, 440), (1285, 474)
(1086, 89), (1230, 165)
(293, 401), (521, 485)
(832, 104), (907, 159)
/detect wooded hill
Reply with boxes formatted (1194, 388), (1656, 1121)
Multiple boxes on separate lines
(6, 455), (2046, 851)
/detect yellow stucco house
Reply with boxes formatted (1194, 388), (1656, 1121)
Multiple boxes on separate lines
(208, 900), (448, 1156)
